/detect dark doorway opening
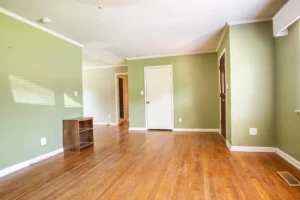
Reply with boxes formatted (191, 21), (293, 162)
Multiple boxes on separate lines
(219, 54), (226, 140)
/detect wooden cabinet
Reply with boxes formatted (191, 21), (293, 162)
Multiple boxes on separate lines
(63, 117), (94, 152)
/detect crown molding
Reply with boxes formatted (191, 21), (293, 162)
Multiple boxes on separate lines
(126, 50), (216, 61)
(0, 7), (83, 47)
(82, 64), (128, 70)
(227, 18), (272, 26)
(216, 24), (229, 52)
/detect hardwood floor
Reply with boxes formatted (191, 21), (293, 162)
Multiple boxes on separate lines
(1, 122), (300, 200)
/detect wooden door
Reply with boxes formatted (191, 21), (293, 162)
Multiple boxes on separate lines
(145, 66), (173, 130)
(219, 55), (226, 139)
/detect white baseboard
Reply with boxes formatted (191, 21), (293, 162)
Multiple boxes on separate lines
(172, 128), (220, 132)
(227, 144), (300, 170)
(275, 148), (300, 170)
(0, 148), (63, 178)
(128, 127), (147, 131)
(93, 123), (118, 126)
(226, 140), (231, 150)
(230, 146), (276, 152)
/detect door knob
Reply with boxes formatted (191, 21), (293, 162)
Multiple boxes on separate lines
(146, 101), (150, 104)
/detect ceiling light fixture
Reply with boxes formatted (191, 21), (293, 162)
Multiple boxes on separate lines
(99, 4), (102, 9)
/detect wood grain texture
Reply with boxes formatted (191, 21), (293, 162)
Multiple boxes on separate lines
(63, 117), (94, 152)
(1, 122), (300, 200)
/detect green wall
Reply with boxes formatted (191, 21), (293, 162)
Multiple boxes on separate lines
(217, 29), (232, 143)
(128, 53), (220, 129)
(82, 66), (127, 124)
(275, 21), (300, 161)
(229, 22), (275, 146)
(0, 14), (83, 170)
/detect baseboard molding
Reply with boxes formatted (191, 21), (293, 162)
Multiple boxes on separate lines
(226, 140), (231, 150)
(230, 146), (276, 152)
(172, 128), (220, 132)
(128, 127), (147, 131)
(93, 123), (118, 126)
(0, 148), (63, 178)
(227, 144), (300, 170)
(275, 148), (300, 170)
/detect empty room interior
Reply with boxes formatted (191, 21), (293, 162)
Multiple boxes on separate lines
(1, 0), (300, 199)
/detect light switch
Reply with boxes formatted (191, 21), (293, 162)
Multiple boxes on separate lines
(140, 90), (144, 95)
(75, 91), (78, 97)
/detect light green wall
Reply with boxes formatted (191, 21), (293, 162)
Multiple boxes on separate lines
(82, 66), (127, 124)
(228, 22), (275, 146)
(275, 21), (300, 161)
(217, 29), (232, 143)
(0, 14), (83, 170)
(229, 22), (275, 146)
(128, 53), (220, 129)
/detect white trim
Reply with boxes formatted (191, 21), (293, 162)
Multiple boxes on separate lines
(93, 123), (118, 126)
(276, 29), (289, 37)
(218, 48), (226, 61)
(230, 146), (276, 152)
(273, 0), (300, 37)
(226, 140), (231, 150)
(144, 65), (174, 130)
(0, 148), (63, 177)
(275, 148), (300, 170)
(115, 73), (128, 126)
(226, 145), (300, 170)
(126, 50), (215, 61)
(0, 7), (83, 47)
(227, 18), (272, 26)
(216, 25), (229, 52)
(128, 127), (147, 131)
(172, 128), (220, 132)
(83, 65), (127, 70)
(294, 110), (300, 114)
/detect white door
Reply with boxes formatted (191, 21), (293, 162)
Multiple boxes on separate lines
(145, 66), (173, 130)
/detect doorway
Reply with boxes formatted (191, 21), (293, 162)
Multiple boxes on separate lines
(115, 73), (129, 124)
(144, 65), (173, 130)
(219, 53), (226, 139)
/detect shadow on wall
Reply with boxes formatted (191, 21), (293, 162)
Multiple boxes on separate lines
(9, 74), (82, 108)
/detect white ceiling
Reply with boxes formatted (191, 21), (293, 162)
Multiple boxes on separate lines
(0, 0), (286, 67)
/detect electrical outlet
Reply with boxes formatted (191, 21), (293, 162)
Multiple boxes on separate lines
(249, 128), (257, 135)
(179, 118), (182, 123)
(41, 138), (47, 146)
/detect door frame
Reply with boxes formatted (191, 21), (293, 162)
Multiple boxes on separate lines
(218, 48), (226, 140)
(144, 65), (174, 130)
(115, 73), (128, 125)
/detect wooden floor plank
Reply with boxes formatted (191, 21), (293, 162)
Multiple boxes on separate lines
(1, 122), (300, 200)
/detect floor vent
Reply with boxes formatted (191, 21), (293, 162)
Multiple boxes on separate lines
(277, 171), (300, 186)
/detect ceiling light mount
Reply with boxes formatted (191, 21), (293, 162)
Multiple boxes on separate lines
(41, 18), (51, 24)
